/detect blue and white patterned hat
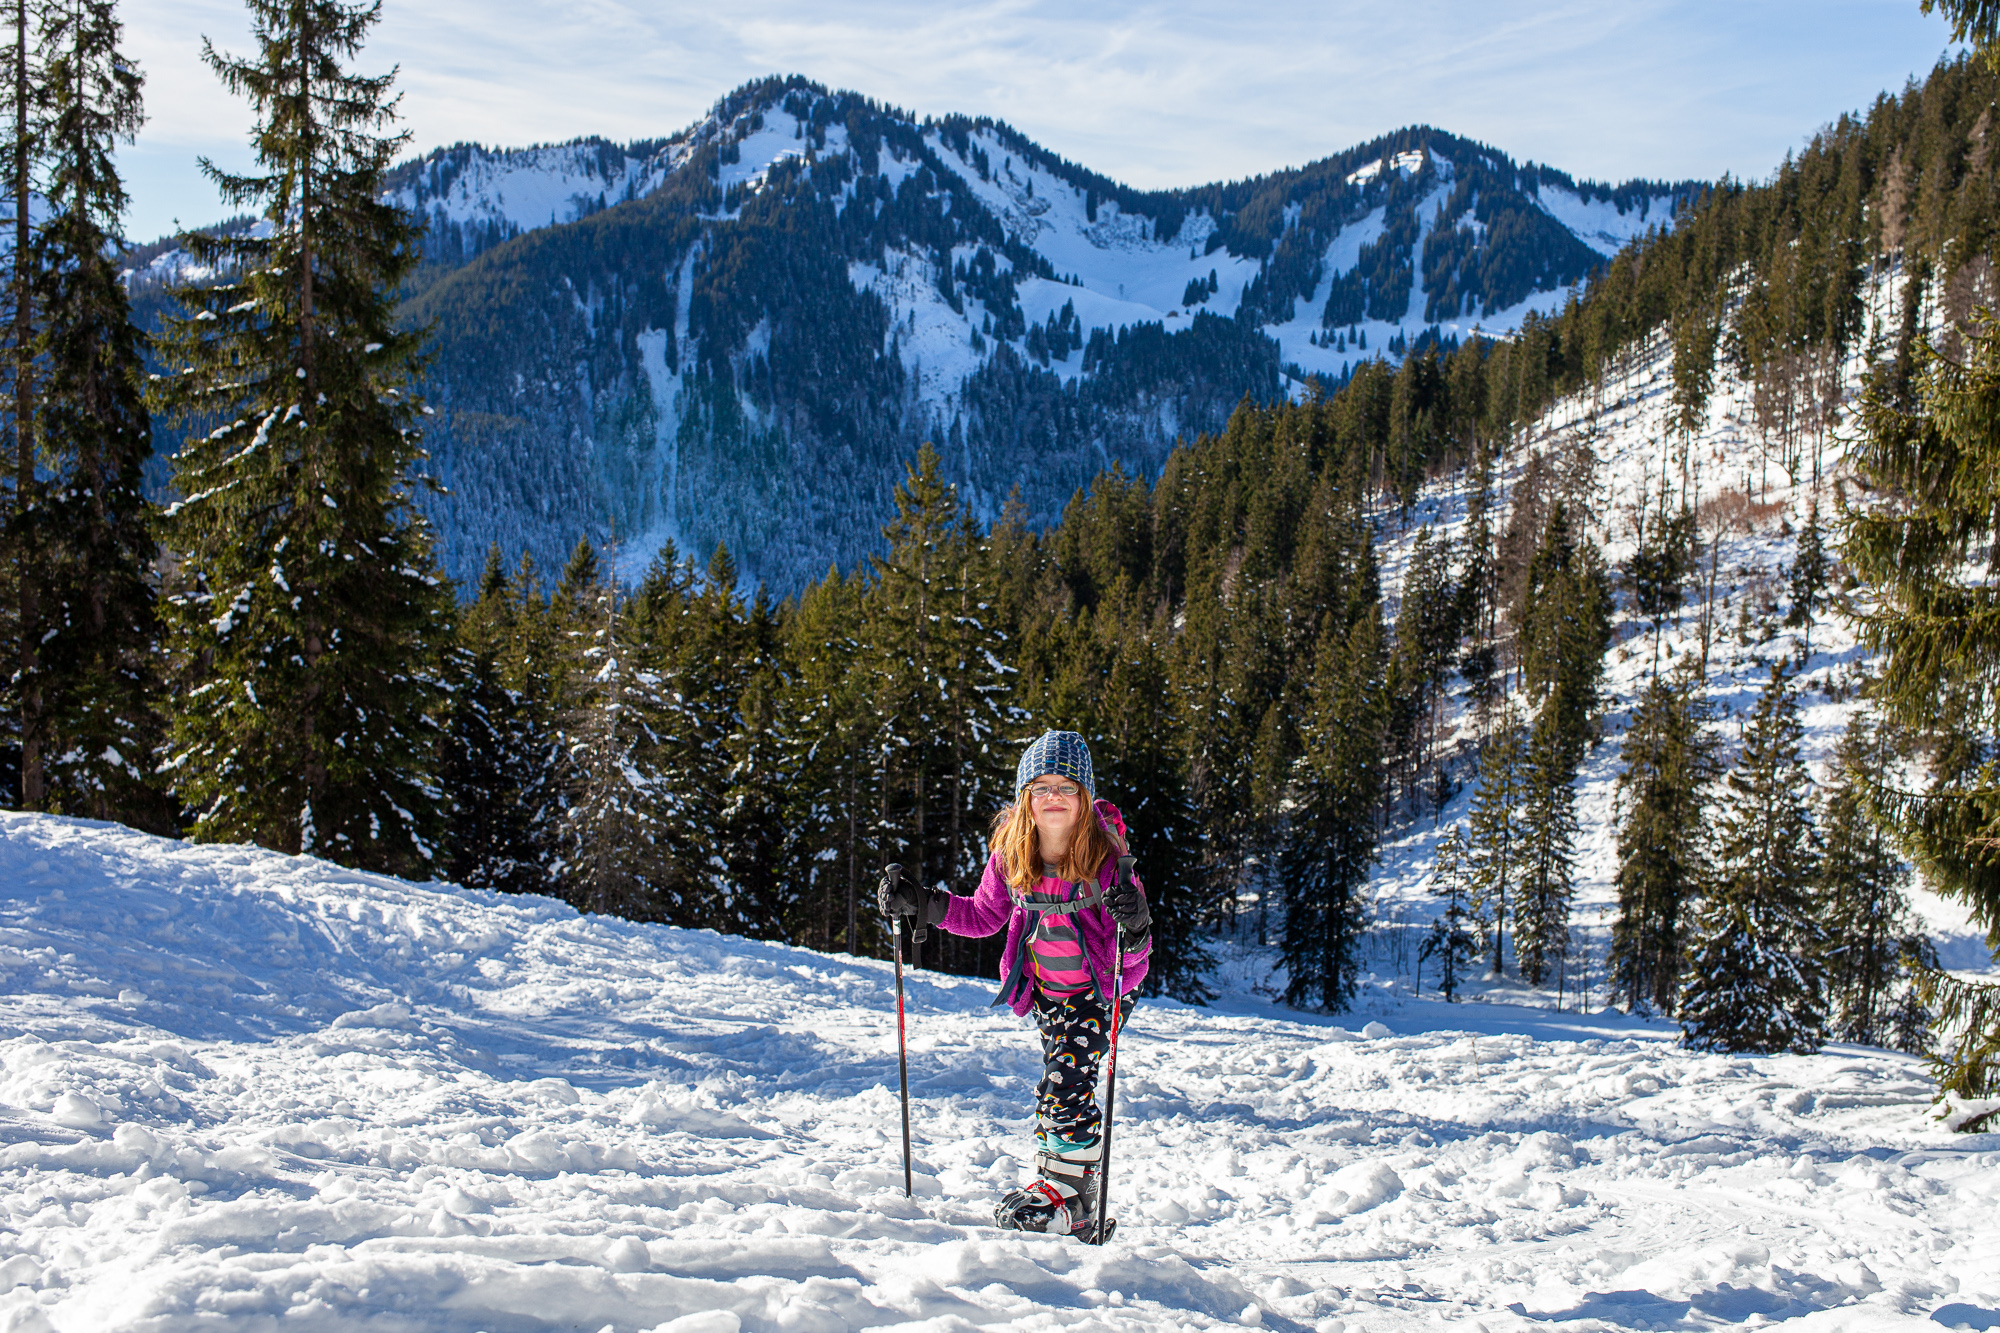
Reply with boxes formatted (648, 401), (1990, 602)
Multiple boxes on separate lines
(1015, 730), (1094, 797)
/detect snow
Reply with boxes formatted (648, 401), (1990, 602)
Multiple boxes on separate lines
(391, 141), (680, 235)
(2, 808), (1995, 1332)
(1361, 260), (1997, 1003)
(1531, 185), (1682, 258)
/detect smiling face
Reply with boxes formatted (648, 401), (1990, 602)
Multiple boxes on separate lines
(1025, 773), (1083, 858)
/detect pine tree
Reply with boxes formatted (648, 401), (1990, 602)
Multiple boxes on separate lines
(1520, 499), (1612, 764)
(1678, 666), (1828, 1053)
(1421, 822), (1479, 1002)
(1465, 709), (1526, 974)
(862, 444), (1017, 964)
(1514, 702), (1579, 987)
(1846, 295), (2000, 1109)
(1612, 669), (1718, 1012)
(555, 572), (672, 918)
(1626, 483), (1694, 673)
(441, 547), (545, 894)
(1819, 714), (1919, 1047)
(30, 0), (162, 826)
(622, 541), (732, 927)
(3, 0), (49, 806)
(1786, 498), (1829, 656)
(1279, 596), (1386, 1012)
(775, 564), (872, 953)
(150, 0), (450, 871)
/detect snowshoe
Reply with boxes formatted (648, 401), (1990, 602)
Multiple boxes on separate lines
(994, 1138), (1101, 1238)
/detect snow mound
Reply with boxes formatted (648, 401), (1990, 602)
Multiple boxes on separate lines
(0, 811), (1995, 1331)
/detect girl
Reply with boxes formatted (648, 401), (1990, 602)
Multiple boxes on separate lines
(879, 729), (1151, 1238)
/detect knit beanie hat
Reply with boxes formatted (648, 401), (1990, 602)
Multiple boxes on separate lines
(1015, 730), (1094, 797)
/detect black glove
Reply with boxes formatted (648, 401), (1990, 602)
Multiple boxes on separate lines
(877, 869), (949, 927)
(1104, 870), (1150, 935)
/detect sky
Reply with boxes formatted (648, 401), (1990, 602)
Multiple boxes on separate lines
(117, 0), (1962, 243)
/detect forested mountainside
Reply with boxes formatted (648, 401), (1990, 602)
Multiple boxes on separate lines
(416, 52), (2000, 1042)
(129, 77), (1695, 592)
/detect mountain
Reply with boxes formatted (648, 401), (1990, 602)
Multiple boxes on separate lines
(130, 76), (1699, 592)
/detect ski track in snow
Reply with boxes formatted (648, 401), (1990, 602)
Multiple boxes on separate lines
(1, 813), (1995, 1333)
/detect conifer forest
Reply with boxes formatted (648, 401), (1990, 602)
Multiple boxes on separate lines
(6, 0), (2000, 1132)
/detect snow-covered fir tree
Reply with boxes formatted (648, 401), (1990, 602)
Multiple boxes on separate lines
(1465, 709), (1526, 975)
(150, 0), (449, 872)
(29, 0), (163, 828)
(1279, 590), (1386, 1012)
(1818, 714), (1923, 1048)
(1422, 822), (1479, 1002)
(441, 547), (547, 895)
(555, 570), (677, 919)
(1678, 666), (1828, 1054)
(1514, 704), (1579, 988)
(1612, 668), (1719, 1013)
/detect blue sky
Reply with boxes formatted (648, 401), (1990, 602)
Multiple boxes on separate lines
(119, 0), (1961, 243)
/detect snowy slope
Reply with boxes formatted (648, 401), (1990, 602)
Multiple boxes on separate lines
(391, 140), (683, 235)
(1358, 263), (1999, 997)
(2, 811), (1995, 1333)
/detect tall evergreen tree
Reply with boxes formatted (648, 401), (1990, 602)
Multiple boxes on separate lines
(3, 0), (48, 806)
(1422, 822), (1479, 1001)
(441, 547), (545, 894)
(150, 0), (450, 871)
(1786, 498), (1829, 656)
(775, 564), (872, 953)
(555, 573), (673, 918)
(1514, 702), (1579, 987)
(864, 444), (1017, 962)
(1279, 589), (1386, 1012)
(31, 0), (161, 825)
(1626, 483), (1694, 674)
(1678, 666), (1828, 1053)
(1847, 298), (2000, 1110)
(1819, 714), (1922, 1047)
(1520, 499), (1612, 764)
(1612, 669), (1718, 1012)
(1465, 709), (1527, 974)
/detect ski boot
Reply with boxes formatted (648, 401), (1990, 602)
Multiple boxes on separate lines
(994, 1136), (1102, 1239)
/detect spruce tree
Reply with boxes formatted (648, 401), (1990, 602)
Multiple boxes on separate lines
(441, 547), (545, 894)
(1422, 822), (1479, 1002)
(150, 0), (450, 871)
(1612, 669), (1718, 1012)
(1627, 485), (1694, 673)
(1465, 710), (1526, 974)
(1678, 666), (1828, 1053)
(31, 0), (162, 826)
(1279, 594), (1386, 1012)
(1520, 499), (1611, 763)
(775, 564), (872, 952)
(555, 571), (673, 918)
(1819, 714), (1919, 1047)
(1514, 702), (1579, 987)
(863, 444), (1017, 961)
(1846, 296), (2000, 1108)
(3, 0), (48, 806)
(621, 541), (730, 926)
(1786, 498), (1829, 657)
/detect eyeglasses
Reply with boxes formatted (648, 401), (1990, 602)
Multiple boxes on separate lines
(1028, 782), (1081, 801)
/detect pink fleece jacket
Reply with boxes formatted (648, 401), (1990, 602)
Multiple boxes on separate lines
(938, 799), (1151, 1015)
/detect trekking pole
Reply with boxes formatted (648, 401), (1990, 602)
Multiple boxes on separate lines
(1096, 854), (1136, 1245)
(884, 863), (914, 1199)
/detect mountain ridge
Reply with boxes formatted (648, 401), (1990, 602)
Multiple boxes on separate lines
(130, 76), (1706, 593)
